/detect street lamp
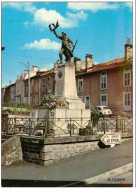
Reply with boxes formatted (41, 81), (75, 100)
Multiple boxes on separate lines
(19, 61), (30, 104)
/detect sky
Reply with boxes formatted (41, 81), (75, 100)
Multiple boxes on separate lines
(1, 1), (133, 87)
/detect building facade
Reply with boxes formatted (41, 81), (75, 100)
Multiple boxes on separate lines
(2, 44), (133, 118)
(15, 75), (25, 103)
(39, 69), (55, 103)
(3, 82), (16, 103)
(76, 44), (133, 117)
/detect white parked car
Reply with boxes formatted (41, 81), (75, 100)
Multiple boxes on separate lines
(93, 106), (113, 117)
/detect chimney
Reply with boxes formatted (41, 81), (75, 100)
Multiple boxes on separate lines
(21, 73), (24, 79)
(24, 69), (28, 74)
(9, 80), (12, 85)
(17, 75), (20, 80)
(86, 54), (93, 70)
(33, 65), (38, 72)
(125, 44), (133, 60)
(74, 57), (81, 72)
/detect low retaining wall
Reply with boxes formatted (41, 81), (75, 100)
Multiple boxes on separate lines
(2, 136), (23, 166)
(40, 140), (99, 165)
(20, 132), (132, 166)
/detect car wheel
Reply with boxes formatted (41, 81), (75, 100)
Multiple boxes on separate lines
(99, 112), (103, 117)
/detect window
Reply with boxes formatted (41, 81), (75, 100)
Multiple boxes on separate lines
(85, 96), (90, 109)
(123, 69), (131, 87)
(123, 92), (131, 111)
(100, 72), (107, 90)
(78, 77), (83, 92)
(47, 77), (50, 87)
(42, 85), (45, 93)
(100, 94), (108, 106)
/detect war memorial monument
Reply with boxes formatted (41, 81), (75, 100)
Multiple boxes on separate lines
(32, 21), (91, 136)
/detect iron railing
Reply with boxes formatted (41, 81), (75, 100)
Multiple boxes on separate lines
(2, 117), (133, 137)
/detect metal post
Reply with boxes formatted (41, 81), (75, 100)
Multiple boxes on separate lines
(123, 119), (125, 133)
(28, 62), (30, 104)
(81, 117), (83, 128)
(70, 118), (72, 137)
(6, 117), (9, 134)
(91, 119), (93, 135)
(14, 118), (16, 134)
(97, 118), (99, 133)
(45, 117), (48, 138)
(29, 118), (31, 136)
(121, 119), (124, 133)
(116, 116), (119, 132)
(103, 117), (106, 134)
(43, 118), (46, 138)
(44, 109), (49, 138)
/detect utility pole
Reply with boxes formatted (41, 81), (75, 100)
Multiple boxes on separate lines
(27, 62), (30, 104)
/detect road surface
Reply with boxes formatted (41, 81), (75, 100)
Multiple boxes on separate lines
(2, 139), (133, 187)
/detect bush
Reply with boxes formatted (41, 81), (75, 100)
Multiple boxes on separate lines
(91, 112), (100, 127)
(2, 106), (30, 115)
(2, 102), (36, 109)
(79, 127), (91, 135)
(2, 102), (34, 115)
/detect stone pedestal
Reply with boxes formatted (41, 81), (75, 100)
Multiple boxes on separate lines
(54, 64), (86, 109)
(51, 63), (91, 136)
(55, 64), (78, 100)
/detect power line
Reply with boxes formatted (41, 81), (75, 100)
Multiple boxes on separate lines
(2, 38), (127, 58)
(2, 52), (56, 60)
(3, 45), (124, 60)
(2, 39), (128, 62)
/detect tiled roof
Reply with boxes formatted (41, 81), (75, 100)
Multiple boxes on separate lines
(39, 68), (54, 76)
(76, 57), (132, 76)
(5, 82), (16, 88)
(99, 57), (125, 66)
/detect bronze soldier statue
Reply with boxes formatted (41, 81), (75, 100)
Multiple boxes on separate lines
(53, 31), (74, 64)
(49, 21), (77, 64)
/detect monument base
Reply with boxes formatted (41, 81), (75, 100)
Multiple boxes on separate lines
(49, 107), (90, 136)
(49, 63), (91, 136)
(66, 98), (85, 109)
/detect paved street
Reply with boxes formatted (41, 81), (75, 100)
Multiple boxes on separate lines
(2, 139), (133, 187)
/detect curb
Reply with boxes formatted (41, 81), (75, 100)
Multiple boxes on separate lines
(65, 163), (132, 187)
